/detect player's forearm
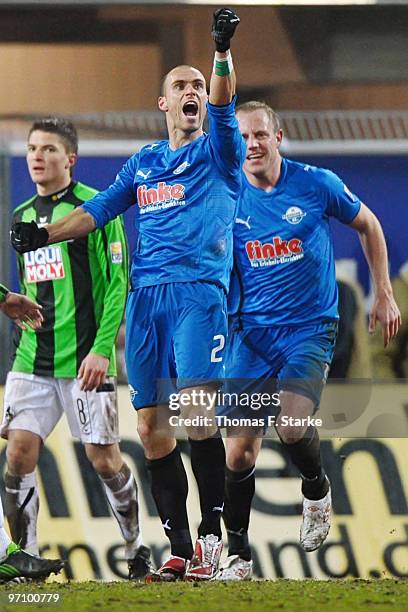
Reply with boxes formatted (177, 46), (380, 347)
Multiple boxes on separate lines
(91, 287), (127, 357)
(209, 51), (236, 105)
(92, 265), (127, 355)
(46, 208), (96, 245)
(91, 220), (128, 357)
(91, 301), (126, 358)
(92, 265), (128, 354)
(358, 215), (392, 298)
(209, 7), (239, 105)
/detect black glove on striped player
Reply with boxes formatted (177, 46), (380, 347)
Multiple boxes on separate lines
(10, 221), (49, 254)
(212, 7), (240, 52)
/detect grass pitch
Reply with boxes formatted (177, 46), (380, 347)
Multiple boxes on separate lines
(0, 579), (406, 611)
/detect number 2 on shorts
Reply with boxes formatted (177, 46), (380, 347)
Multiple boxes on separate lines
(211, 334), (225, 363)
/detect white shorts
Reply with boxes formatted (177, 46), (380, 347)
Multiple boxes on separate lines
(2, 372), (119, 445)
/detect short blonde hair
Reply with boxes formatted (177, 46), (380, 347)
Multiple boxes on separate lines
(236, 101), (281, 133)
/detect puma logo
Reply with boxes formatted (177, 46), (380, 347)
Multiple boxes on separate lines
(137, 169), (152, 180)
(162, 518), (171, 531)
(235, 216), (251, 230)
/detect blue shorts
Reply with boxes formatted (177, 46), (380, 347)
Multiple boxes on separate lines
(125, 282), (227, 409)
(218, 320), (338, 420)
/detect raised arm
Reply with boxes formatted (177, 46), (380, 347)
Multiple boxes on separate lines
(350, 203), (401, 347)
(209, 8), (240, 105)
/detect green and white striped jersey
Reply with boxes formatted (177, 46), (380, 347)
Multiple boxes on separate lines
(11, 181), (128, 378)
(0, 283), (9, 302)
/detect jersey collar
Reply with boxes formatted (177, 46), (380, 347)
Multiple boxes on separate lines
(243, 157), (288, 195)
(36, 181), (75, 204)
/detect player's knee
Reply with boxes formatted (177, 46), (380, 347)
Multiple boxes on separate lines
(137, 419), (157, 448)
(276, 420), (305, 445)
(6, 440), (37, 473)
(185, 423), (218, 441)
(227, 443), (258, 471)
(85, 444), (121, 478)
(88, 452), (116, 477)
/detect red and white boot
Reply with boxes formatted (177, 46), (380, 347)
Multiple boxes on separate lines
(184, 535), (223, 581)
(145, 556), (187, 583)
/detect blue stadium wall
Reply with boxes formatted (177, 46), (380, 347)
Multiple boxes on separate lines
(9, 153), (408, 292)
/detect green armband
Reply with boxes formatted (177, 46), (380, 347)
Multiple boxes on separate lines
(0, 283), (9, 303)
(213, 51), (234, 77)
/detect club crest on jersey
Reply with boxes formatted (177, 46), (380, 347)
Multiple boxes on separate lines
(245, 237), (304, 267)
(173, 161), (190, 175)
(282, 206), (306, 225)
(109, 242), (123, 264)
(137, 181), (186, 214)
(24, 246), (65, 283)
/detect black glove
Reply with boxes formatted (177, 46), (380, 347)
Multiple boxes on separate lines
(212, 7), (240, 53)
(10, 221), (49, 254)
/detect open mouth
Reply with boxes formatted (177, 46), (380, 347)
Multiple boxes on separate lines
(247, 154), (263, 161)
(183, 101), (198, 118)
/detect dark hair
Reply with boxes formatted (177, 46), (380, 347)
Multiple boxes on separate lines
(28, 117), (78, 154)
(236, 101), (281, 133)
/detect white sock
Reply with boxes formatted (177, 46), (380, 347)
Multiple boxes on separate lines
(0, 496), (12, 560)
(99, 463), (143, 557)
(5, 471), (39, 555)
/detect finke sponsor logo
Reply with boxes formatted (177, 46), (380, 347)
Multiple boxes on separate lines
(137, 181), (186, 214)
(24, 246), (65, 283)
(245, 237), (304, 267)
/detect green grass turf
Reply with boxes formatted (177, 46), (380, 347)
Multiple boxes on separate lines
(0, 579), (407, 611)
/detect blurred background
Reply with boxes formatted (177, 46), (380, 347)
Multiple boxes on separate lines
(0, 0), (407, 581)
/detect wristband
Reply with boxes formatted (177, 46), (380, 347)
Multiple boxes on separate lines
(213, 51), (234, 77)
(0, 283), (9, 303)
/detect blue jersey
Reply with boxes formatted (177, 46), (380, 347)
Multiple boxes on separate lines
(229, 158), (362, 326)
(83, 99), (245, 291)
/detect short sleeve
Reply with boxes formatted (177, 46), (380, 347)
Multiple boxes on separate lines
(319, 169), (362, 224)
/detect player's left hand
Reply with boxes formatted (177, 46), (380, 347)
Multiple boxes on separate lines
(10, 221), (49, 254)
(78, 352), (109, 392)
(0, 292), (43, 330)
(369, 291), (402, 348)
(212, 7), (240, 52)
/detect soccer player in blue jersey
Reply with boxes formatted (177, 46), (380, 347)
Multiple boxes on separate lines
(214, 101), (401, 581)
(11, 9), (244, 582)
